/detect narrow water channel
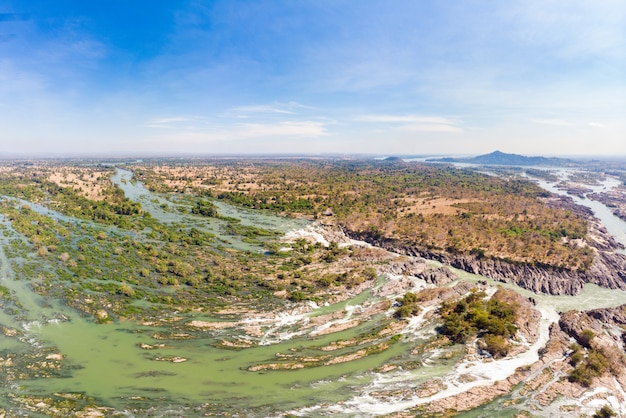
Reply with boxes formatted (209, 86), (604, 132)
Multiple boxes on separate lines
(0, 169), (445, 414)
(1, 167), (626, 416)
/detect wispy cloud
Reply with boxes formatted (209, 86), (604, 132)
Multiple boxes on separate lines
(531, 119), (609, 130)
(236, 121), (327, 138)
(227, 102), (315, 117)
(356, 114), (463, 133)
(397, 124), (463, 133)
(530, 118), (571, 126)
(139, 119), (330, 154)
(144, 116), (328, 142)
(144, 115), (206, 129)
(231, 105), (294, 114)
(2, 2), (625, 156)
(355, 115), (452, 124)
(503, 0), (626, 58)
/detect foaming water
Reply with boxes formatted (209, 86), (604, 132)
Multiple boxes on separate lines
(2, 167), (626, 415)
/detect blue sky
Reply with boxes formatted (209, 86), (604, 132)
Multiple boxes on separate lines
(1, 1), (624, 156)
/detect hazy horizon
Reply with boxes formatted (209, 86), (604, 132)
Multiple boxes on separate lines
(1, 1), (624, 156)
(2, 150), (626, 162)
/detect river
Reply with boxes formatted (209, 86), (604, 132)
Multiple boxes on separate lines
(1, 166), (626, 416)
(532, 170), (626, 254)
(0, 169), (458, 415)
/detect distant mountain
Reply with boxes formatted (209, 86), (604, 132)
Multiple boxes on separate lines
(426, 151), (574, 166)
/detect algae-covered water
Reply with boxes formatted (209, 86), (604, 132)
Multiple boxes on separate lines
(2, 167), (626, 416)
(0, 169), (433, 415)
(112, 169), (308, 253)
(29, 314), (408, 411)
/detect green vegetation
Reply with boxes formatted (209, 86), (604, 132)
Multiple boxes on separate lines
(568, 347), (609, 386)
(394, 292), (421, 318)
(0, 285), (10, 298)
(438, 289), (518, 358)
(191, 200), (218, 217)
(594, 405), (617, 418)
(0, 198), (276, 321)
(525, 168), (558, 182)
(0, 162), (387, 324)
(567, 330), (612, 387)
(218, 191), (314, 213)
(221, 219), (281, 242)
(0, 170), (143, 230)
(1, 159), (624, 417)
(133, 159), (593, 271)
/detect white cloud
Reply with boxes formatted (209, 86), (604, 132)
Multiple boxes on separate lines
(144, 120), (328, 149)
(397, 123), (463, 133)
(530, 118), (571, 126)
(130, 119), (331, 155)
(228, 102), (314, 116)
(356, 114), (463, 133)
(144, 115), (206, 128)
(356, 115), (454, 124)
(231, 105), (295, 115)
(236, 121), (327, 138)
(504, 0), (626, 58)
(530, 119), (609, 130)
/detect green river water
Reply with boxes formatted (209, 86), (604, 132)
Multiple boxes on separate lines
(0, 169), (431, 415)
(1, 168), (626, 416)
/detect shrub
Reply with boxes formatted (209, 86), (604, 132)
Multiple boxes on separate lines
(483, 334), (510, 358)
(569, 344), (584, 366)
(438, 289), (518, 350)
(594, 405), (616, 418)
(118, 283), (135, 298)
(579, 329), (596, 348)
(289, 291), (306, 302)
(569, 348), (609, 387)
(394, 292), (421, 318)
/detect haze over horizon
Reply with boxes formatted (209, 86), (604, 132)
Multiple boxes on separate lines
(1, 1), (624, 156)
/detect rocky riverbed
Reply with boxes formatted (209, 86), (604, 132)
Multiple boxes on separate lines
(282, 220), (626, 417)
(589, 186), (626, 223)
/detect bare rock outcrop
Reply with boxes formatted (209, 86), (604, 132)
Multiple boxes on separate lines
(378, 257), (428, 276)
(344, 192), (626, 296)
(378, 257), (457, 286)
(423, 305), (626, 415)
(589, 186), (626, 223)
(558, 306), (626, 392)
(416, 265), (456, 286)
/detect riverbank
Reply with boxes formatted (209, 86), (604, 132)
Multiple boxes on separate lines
(2, 159), (626, 417)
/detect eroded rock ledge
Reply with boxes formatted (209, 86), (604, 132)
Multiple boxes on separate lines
(343, 195), (626, 296)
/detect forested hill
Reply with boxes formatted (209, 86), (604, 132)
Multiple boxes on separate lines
(427, 151), (574, 166)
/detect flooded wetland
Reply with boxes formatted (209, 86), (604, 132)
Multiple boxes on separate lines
(1, 158), (626, 416)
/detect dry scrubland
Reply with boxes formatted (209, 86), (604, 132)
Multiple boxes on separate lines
(0, 161), (113, 201)
(133, 159), (593, 270)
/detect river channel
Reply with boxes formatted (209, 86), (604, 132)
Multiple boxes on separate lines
(0, 167), (626, 416)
